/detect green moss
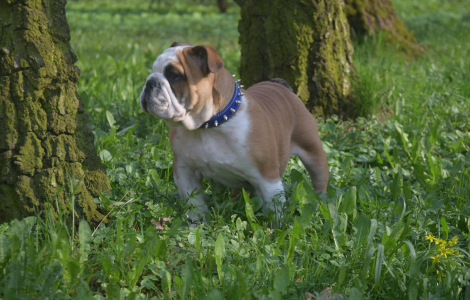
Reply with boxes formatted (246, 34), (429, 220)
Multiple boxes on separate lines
(43, 134), (86, 163)
(0, 76), (19, 151)
(344, 0), (424, 58)
(14, 132), (44, 176)
(238, 0), (356, 118)
(293, 22), (314, 102)
(82, 157), (110, 197)
(0, 184), (21, 222)
(0, 151), (14, 183)
(15, 175), (40, 212)
(0, 0), (109, 227)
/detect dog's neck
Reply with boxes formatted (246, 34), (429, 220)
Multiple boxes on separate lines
(212, 68), (236, 114)
(199, 80), (242, 129)
(174, 68), (238, 131)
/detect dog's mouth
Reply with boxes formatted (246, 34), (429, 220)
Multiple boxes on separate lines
(141, 97), (149, 113)
(140, 74), (186, 121)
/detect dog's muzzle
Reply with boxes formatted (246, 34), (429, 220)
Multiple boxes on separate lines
(140, 73), (181, 120)
(141, 77), (160, 114)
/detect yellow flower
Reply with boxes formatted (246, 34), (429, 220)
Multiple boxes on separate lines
(449, 236), (458, 247)
(428, 236), (463, 264)
(438, 244), (446, 253)
(425, 235), (436, 243)
(442, 249), (452, 258)
(436, 270), (446, 282)
(453, 250), (464, 258)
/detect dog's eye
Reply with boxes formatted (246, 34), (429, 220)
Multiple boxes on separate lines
(168, 72), (183, 81)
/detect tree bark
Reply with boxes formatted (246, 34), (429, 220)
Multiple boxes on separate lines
(345, 0), (424, 57)
(237, 0), (356, 119)
(0, 0), (109, 226)
(217, 0), (227, 13)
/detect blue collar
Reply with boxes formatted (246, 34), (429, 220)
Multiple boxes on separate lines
(199, 81), (243, 129)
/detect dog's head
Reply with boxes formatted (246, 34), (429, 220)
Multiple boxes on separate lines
(140, 42), (229, 129)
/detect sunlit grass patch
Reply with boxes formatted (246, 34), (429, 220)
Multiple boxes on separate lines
(1, 0), (470, 299)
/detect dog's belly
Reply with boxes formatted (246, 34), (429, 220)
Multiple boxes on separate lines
(198, 164), (254, 190)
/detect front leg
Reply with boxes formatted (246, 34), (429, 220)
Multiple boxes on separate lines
(253, 178), (286, 228)
(173, 161), (207, 224)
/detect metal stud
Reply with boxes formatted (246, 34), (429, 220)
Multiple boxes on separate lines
(230, 108), (235, 113)
(214, 120), (218, 127)
(236, 79), (241, 83)
(238, 92), (244, 97)
(236, 100), (241, 105)
(239, 85), (244, 88)
(223, 115), (228, 120)
(232, 74), (236, 78)
(205, 123), (209, 129)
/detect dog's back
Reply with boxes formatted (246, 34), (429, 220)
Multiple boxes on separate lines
(244, 80), (329, 193)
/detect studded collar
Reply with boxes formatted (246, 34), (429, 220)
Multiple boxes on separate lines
(199, 79), (244, 129)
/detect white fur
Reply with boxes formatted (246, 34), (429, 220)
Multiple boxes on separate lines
(140, 47), (185, 121)
(171, 96), (285, 223)
(141, 46), (216, 130)
(141, 72), (185, 121)
(152, 46), (188, 73)
(143, 46), (286, 225)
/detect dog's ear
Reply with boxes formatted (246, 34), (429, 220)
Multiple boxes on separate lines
(187, 45), (224, 75)
(170, 42), (193, 47)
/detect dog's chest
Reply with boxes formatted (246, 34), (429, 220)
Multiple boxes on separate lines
(171, 110), (256, 188)
(182, 133), (241, 168)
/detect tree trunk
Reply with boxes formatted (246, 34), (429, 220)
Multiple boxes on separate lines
(217, 0), (227, 13)
(345, 0), (423, 57)
(237, 0), (356, 119)
(0, 0), (109, 227)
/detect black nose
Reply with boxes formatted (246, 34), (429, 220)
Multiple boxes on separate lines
(145, 78), (158, 91)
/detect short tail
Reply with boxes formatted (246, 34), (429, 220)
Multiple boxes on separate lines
(268, 78), (293, 93)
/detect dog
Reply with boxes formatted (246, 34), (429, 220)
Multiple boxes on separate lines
(140, 42), (329, 224)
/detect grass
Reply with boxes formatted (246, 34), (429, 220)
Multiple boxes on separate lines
(1, 0), (470, 299)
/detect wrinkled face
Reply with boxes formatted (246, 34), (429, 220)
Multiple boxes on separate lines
(140, 46), (190, 122)
(140, 44), (225, 129)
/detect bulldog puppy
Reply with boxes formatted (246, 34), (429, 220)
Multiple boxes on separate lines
(140, 42), (329, 224)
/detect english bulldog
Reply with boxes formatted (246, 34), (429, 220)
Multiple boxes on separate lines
(140, 42), (329, 225)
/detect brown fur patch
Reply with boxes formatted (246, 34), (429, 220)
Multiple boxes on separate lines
(164, 63), (188, 105)
(245, 82), (329, 192)
(186, 45), (224, 75)
(176, 47), (235, 116)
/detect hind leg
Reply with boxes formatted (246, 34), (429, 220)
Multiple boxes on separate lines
(292, 145), (329, 193)
(290, 120), (329, 193)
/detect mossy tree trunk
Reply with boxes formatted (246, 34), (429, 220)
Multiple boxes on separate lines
(217, 0), (227, 13)
(236, 0), (356, 119)
(345, 0), (424, 57)
(0, 0), (110, 227)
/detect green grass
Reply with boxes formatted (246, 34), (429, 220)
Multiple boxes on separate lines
(1, 0), (470, 299)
